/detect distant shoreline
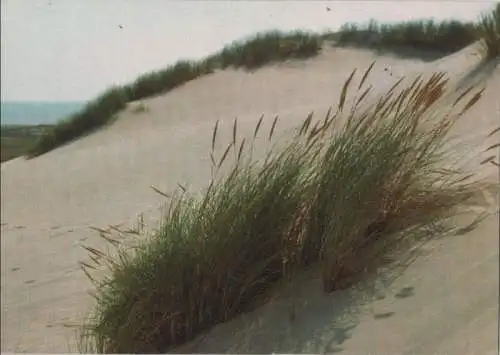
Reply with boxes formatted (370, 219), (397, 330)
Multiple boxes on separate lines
(1, 101), (85, 125)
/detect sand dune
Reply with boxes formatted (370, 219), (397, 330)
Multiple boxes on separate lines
(1, 43), (498, 352)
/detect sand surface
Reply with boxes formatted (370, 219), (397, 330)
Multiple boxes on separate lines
(1, 44), (499, 353)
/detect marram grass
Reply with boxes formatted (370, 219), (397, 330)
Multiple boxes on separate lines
(78, 63), (499, 353)
(336, 18), (477, 55)
(478, 2), (500, 59)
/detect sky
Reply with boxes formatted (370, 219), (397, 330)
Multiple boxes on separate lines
(1, 0), (496, 102)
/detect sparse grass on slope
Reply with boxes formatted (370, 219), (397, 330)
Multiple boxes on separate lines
(478, 3), (500, 59)
(27, 31), (322, 158)
(78, 64), (498, 353)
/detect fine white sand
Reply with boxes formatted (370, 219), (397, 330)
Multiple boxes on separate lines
(1, 43), (498, 353)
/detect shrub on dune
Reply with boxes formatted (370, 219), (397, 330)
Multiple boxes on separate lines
(79, 63), (497, 353)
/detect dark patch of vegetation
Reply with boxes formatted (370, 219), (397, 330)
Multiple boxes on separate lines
(124, 61), (212, 102)
(78, 65), (498, 353)
(334, 3), (500, 61)
(336, 19), (478, 55)
(215, 30), (322, 70)
(1, 124), (52, 163)
(27, 4), (500, 159)
(27, 87), (128, 157)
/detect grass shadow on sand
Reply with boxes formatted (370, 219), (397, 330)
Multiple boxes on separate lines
(456, 56), (500, 91)
(173, 225), (444, 353)
(176, 212), (490, 353)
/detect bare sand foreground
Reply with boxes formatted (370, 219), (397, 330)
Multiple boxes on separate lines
(1, 44), (499, 353)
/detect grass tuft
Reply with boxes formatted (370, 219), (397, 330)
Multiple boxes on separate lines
(131, 102), (149, 114)
(78, 65), (497, 353)
(124, 60), (211, 102)
(477, 3), (500, 59)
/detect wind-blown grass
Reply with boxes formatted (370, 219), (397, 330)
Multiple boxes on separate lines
(27, 31), (322, 158)
(78, 64), (498, 353)
(477, 3), (500, 59)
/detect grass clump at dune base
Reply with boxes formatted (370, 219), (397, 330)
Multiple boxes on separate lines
(78, 63), (499, 353)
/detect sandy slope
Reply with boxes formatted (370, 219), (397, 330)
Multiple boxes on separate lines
(1, 44), (498, 353)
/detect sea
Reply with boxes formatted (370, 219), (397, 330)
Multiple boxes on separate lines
(0, 101), (86, 126)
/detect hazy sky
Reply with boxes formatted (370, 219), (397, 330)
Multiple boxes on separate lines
(1, 0), (496, 102)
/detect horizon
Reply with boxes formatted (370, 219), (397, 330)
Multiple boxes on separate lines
(0, 101), (86, 125)
(1, 0), (496, 102)
(1, 100), (86, 104)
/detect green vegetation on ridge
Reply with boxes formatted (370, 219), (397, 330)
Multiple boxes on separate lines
(27, 31), (321, 157)
(477, 2), (500, 59)
(26, 4), (499, 158)
(334, 3), (500, 59)
(78, 64), (499, 352)
(335, 19), (478, 55)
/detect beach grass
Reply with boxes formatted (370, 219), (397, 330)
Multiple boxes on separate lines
(335, 3), (500, 62)
(27, 31), (322, 158)
(78, 65), (497, 353)
(27, 87), (128, 156)
(335, 19), (478, 55)
(215, 30), (322, 69)
(477, 3), (500, 59)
